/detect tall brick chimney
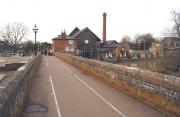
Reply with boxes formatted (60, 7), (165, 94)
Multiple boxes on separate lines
(103, 12), (106, 43)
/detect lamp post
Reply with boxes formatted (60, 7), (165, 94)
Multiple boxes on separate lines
(33, 24), (38, 55)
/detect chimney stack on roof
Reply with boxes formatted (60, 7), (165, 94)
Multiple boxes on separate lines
(61, 29), (66, 39)
(103, 12), (107, 43)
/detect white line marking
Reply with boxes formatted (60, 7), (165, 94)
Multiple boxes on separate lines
(74, 75), (127, 117)
(49, 76), (62, 117)
(45, 57), (47, 62)
(64, 66), (72, 74)
(45, 58), (49, 67)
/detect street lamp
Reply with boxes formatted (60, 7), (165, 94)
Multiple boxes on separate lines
(33, 24), (38, 55)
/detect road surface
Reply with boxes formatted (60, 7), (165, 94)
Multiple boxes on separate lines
(24, 56), (163, 117)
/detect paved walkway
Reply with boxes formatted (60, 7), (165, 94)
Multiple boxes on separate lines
(24, 56), (163, 117)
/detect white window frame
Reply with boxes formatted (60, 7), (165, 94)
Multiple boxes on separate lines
(69, 40), (73, 44)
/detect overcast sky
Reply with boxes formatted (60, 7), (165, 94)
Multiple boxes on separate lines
(0, 0), (180, 43)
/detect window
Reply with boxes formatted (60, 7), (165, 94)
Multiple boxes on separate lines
(169, 42), (175, 48)
(85, 40), (89, 44)
(65, 47), (69, 51)
(108, 52), (112, 57)
(69, 45), (75, 51)
(164, 43), (168, 48)
(175, 42), (180, 48)
(69, 40), (73, 44)
(105, 52), (112, 58)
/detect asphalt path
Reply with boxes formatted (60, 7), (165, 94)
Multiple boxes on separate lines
(24, 56), (163, 117)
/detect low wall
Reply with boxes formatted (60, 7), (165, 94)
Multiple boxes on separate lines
(0, 55), (41, 117)
(56, 53), (180, 117)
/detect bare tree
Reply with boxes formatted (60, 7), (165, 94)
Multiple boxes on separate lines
(24, 40), (34, 53)
(121, 35), (131, 43)
(1, 22), (28, 54)
(164, 10), (180, 39)
(171, 10), (180, 39)
(134, 33), (156, 50)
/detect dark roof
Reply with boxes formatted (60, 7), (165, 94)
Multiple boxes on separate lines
(101, 40), (118, 48)
(118, 42), (131, 49)
(52, 27), (101, 41)
(106, 40), (118, 44)
(72, 27), (101, 41)
(69, 27), (80, 36)
(52, 35), (77, 40)
(0, 41), (8, 45)
(0, 41), (4, 43)
(99, 48), (115, 52)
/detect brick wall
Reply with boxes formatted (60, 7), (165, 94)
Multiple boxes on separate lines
(52, 39), (77, 53)
(55, 53), (180, 117)
(53, 39), (69, 52)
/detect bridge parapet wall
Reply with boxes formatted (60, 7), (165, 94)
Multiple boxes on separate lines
(0, 55), (41, 117)
(56, 53), (180, 117)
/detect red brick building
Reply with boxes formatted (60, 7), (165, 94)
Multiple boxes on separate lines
(100, 40), (130, 61)
(52, 27), (101, 57)
(116, 42), (131, 59)
(52, 31), (77, 55)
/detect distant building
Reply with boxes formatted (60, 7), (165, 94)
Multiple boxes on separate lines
(100, 41), (130, 60)
(163, 37), (180, 49)
(72, 27), (101, 58)
(130, 39), (145, 51)
(130, 41), (150, 59)
(99, 13), (130, 62)
(150, 42), (164, 57)
(52, 12), (133, 62)
(52, 31), (77, 55)
(52, 27), (101, 57)
(0, 41), (13, 53)
(162, 37), (180, 57)
(100, 40), (118, 61)
(117, 42), (131, 58)
(149, 37), (180, 57)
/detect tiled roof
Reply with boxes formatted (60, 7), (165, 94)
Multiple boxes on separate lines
(52, 27), (101, 41)
(72, 27), (87, 37)
(52, 35), (77, 40)
(101, 40), (118, 48)
(117, 42), (131, 49)
(69, 27), (80, 36)
(72, 27), (101, 41)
